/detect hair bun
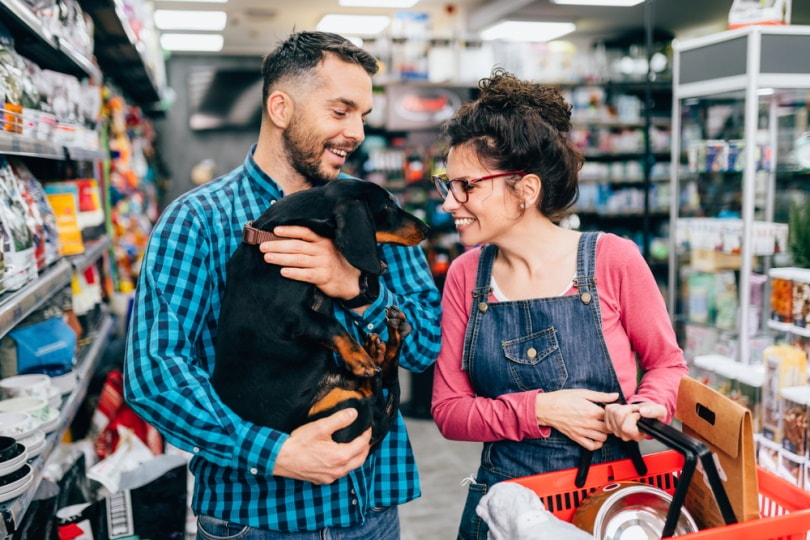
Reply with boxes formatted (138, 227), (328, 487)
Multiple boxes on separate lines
(477, 68), (572, 133)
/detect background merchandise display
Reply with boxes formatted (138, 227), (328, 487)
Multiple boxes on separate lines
(0, 0), (809, 535)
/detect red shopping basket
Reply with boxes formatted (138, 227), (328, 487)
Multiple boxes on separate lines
(511, 448), (810, 539)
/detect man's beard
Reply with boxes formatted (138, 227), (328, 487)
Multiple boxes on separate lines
(282, 120), (335, 187)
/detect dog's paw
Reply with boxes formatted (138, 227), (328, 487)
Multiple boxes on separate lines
(363, 332), (387, 365)
(385, 306), (412, 339)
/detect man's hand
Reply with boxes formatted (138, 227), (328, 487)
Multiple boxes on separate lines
(273, 408), (372, 484)
(260, 225), (361, 300)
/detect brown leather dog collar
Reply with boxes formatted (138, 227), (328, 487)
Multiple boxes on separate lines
(242, 221), (283, 245)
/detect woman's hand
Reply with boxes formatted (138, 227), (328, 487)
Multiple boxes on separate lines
(603, 401), (667, 442)
(535, 390), (619, 451)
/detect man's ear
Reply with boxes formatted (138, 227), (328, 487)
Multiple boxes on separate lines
(266, 90), (293, 129)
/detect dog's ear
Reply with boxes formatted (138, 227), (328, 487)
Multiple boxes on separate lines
(333, 200), (383, 274)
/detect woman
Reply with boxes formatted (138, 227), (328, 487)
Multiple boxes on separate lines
(430, 69), (688, 540)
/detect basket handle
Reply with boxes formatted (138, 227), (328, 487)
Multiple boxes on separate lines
(575, 413), (737, 537)
(637, 417), (737, 537)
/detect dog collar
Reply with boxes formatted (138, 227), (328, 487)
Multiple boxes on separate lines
(242, 221), (283, 245)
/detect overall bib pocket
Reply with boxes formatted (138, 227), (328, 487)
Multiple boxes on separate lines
(501, 327), (567, 392)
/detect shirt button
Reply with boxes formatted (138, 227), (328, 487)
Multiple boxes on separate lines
(250, 467), (258, 475)
(350, 489), (356, 495)
(352, 499), (358, 506)
(527, 347), (537, 359)
(193, 447), (200, 453)
(366, 323), (374, 330)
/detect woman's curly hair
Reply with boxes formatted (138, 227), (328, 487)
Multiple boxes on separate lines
(442, 68), (583, 221)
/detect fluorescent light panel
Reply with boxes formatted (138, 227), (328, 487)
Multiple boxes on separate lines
(316, 14), (391, 35)
(160, 33), (224, 52)
(481, 21), (576, 42)
(551, 0), (645, 6)
(339, 0), (419, 6)
(154, 10), (227, 31)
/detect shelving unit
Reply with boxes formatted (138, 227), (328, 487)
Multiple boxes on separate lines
(0, 0), (100, 81)
(668, 25), (810, 369)
(561, 79), (673, 269)
(77, 0), (164, 107)
(0, 282), (113, 539)
(0, 0), (164, 531)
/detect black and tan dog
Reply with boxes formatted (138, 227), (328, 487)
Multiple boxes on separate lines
(212, 179), (429, 446)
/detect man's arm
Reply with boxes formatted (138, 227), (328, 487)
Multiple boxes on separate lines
(124, 207), (373, 483)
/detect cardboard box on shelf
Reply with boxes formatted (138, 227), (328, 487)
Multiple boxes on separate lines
(691, 249), (742, 272)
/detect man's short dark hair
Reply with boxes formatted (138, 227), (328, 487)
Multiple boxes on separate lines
(261, 31), (379, 110)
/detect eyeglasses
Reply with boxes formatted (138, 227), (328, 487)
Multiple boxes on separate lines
(432, 171), (526, 203)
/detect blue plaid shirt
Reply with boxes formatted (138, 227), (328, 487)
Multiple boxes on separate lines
(124, 146), (442, 531)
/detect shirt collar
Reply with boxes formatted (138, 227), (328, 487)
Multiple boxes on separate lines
(244, 144), (284, 199)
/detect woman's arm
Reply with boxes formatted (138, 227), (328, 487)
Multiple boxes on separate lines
(431, 251), (545, 442)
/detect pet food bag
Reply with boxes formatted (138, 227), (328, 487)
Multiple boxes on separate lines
(0, 157), (36, 291)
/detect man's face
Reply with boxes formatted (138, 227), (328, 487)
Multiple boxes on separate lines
(282, 55), (374, 185)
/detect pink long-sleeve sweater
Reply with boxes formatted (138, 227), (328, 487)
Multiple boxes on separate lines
(431, 233), (688, 442)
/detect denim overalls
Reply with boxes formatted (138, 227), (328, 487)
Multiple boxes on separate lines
(457, 232), (630, 540)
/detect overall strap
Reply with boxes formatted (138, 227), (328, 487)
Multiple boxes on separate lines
(461, 245), (497, 370)
(574, 232), (600, 301)
(472, 244), (496, 299)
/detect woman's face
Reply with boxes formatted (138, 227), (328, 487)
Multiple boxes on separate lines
(440, 144), (522, 247)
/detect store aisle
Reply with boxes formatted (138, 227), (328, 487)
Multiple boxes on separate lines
(399, 416), (480, 540)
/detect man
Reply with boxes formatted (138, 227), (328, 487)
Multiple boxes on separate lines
(124, 31), (441, 539)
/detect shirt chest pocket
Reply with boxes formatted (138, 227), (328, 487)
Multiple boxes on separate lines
(501, 327), (568, 392)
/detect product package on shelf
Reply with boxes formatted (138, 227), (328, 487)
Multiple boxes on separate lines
(44, 182), (85, 256)
(9, 158), (61, 270)
(0, 157), (38, 292)
(55, 455), (187, 540)
(762, 345), (808, 445)
(779, 386), (810, 458)
(0, 315), (76, 378)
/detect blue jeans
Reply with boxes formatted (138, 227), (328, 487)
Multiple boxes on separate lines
(196, 506), (400, 540)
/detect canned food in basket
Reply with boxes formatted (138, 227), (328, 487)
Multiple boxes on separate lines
(572, 481), (699, 539)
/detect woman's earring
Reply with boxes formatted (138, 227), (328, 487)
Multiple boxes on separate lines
(520, 201), (526, 209)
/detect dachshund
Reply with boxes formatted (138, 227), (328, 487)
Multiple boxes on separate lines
(212, 178), (430, 447)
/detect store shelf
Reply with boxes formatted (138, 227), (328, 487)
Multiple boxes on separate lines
(0, 0), (100, 80)
(0, 235), (111, 343)
(0, 132), (107, 162)
(693, 353), (766, 388)
(0, 261), (71, 341)
(668, 25), (810, 365)
(68, 236), (113, 276)
(581, 151), (671, 161)
(78, 0), (162, 106)
(767, 320), (810, 338)
(0, 311), (114, 537)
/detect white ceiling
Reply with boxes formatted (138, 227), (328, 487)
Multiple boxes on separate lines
(152, 0), (810, 57)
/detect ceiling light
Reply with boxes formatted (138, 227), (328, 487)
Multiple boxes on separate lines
(339, 0), (419, 7)
(551, 0), (645, 6)
(160, 33), (224, 52)
(154, 10), (227, 31)
(480, 21), (576, 42)
(316, 14), (391, 35)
